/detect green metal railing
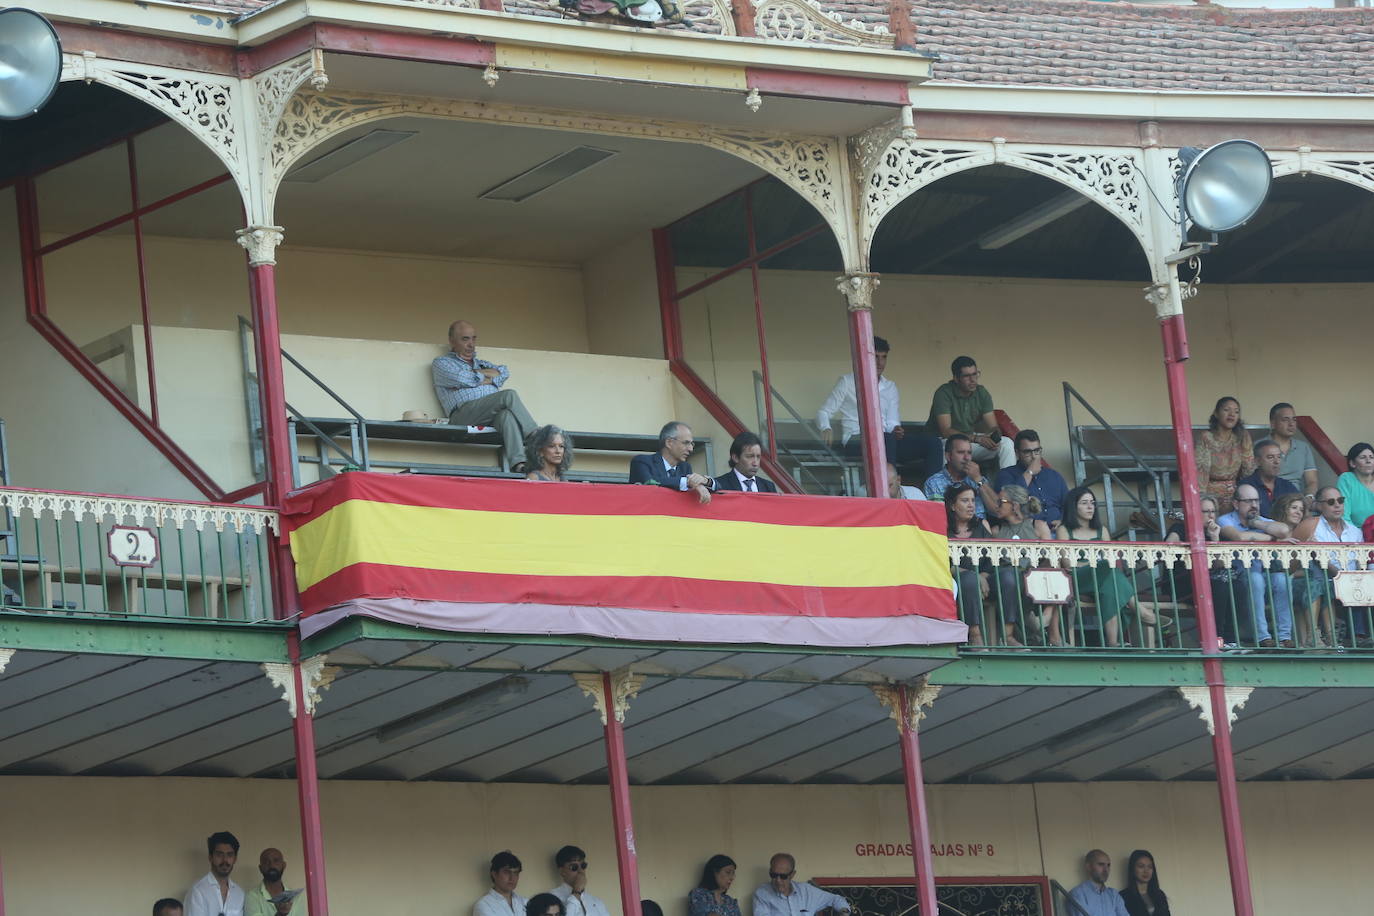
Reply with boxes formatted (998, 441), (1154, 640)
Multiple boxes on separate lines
(949, 540), (1374, 654)
(0, 486), (277, 622)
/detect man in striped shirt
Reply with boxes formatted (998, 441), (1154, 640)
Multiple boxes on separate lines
(432, 320), (538, 473)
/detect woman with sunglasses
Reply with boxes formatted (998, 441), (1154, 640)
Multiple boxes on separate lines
(1293, 485), (1365, 649)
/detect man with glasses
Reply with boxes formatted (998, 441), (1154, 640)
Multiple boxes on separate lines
(751, 853), (851, 916)
(630, 421), (716, 504)
(1219, 483), (1296, 649)
(184, 830), (245, 916)
(550, 846), (610, 916)
(475, 851), (527, 916)
(994, 428), (1069, 528)
(1268, 402), (1319, 501)
(926, 356), (1015, 470)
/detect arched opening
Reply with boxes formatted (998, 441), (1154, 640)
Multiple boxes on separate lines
(269, 113), (850, 492)
(1, 81), (253, 500)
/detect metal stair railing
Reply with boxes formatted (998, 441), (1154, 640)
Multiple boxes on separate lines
(753, 370), (858, 494)
(1050, 879), (1094, 916)
(1063, 381), (1168, 538)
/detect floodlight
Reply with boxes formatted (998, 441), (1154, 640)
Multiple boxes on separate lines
(0, 8), (60, 120)
(1176, 139), (1272, 234)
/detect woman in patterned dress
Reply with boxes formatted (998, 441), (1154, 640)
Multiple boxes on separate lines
(1195, 396), (1255, 515)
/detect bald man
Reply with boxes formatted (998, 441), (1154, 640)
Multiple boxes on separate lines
(245, 848), (305, 916)
(432, 320), (538, 473)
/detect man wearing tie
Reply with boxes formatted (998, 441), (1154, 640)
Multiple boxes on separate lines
(715, 432), (778, 493)
(630, 421), (717, 504)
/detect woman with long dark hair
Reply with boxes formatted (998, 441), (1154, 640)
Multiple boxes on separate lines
(1056, 486), (1153, 647)
(946, 483), (995, 649)
(1195, 396), (1255, 514)
(1120, 850), (1171, 916)
(688, 855), (740, 916)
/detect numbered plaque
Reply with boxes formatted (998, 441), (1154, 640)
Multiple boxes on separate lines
(1333, 570), (1374, 606)
(107, 525), (159, 568)
(1023, 568), (1073, 605)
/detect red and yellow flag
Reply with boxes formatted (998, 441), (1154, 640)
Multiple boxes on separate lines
(283, 473), (962, 647)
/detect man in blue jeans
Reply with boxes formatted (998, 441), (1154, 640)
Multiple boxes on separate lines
(1219, 483), (1295, 649)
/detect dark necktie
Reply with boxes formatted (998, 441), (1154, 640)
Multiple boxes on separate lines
(745, 478), (756, 492)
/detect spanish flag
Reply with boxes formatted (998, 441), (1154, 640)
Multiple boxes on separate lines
(283, 473), (963, 647)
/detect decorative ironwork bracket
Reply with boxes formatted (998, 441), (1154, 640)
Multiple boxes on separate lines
(1178, 685), (1252, 735)
(872, 676), (940, 733)
(573, 668), (645, 725)
(262, 656), (338, 718)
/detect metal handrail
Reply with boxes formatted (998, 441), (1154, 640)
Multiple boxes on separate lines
(1064, 381), (1160, 477)
(1050, 879), (1094, 916)
(753, 370), (854, 493)
(239, 316), (371, 471)
(1063, 381), (1167, 535)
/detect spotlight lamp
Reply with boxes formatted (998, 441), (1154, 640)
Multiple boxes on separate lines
(0, 7), (61, 120)
(1167, 139), (1273, 264)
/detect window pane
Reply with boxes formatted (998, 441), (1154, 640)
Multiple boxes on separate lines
(677, 269), (762, 432)
(670, 188), (749, 273)
(135, 122), (234, 205)
(142, 184), (256, 490)
(41, 226), (147, 408)
(750, 177), (826, 252)
(35, 142), (132, 239)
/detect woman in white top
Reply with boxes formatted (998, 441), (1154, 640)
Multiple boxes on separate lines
(1293, 485), (1365, 649)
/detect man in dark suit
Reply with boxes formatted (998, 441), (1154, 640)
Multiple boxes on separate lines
(715, 431), (777, 493)
(630, 421), (716, 504)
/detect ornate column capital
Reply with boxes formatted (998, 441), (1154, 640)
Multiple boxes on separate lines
(0, 647), (14, 674)
(236, 225), (285, 267)
(262, 656), (338, 718)
(872, 677), (941, 734)
(1178, 685), (1252, 735)
(837, 272), (881, 311)
(573, 668), (645, 725)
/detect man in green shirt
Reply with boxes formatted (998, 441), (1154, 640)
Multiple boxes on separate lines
(926, 355), (1015, 469)
(245, 848), (304, 916)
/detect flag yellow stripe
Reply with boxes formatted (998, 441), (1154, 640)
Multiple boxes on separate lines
(292, 499), (951, 592)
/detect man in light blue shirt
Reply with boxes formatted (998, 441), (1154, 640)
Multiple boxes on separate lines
(752, 854), (851, 916)
(1067, 850), (1128, 916)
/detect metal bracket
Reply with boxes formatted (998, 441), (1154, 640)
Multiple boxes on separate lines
(1178, 685), (1252, 735)
(573, 668), (645, 725)
(872, 677), (941, 734)
(262, 655), (337, 718)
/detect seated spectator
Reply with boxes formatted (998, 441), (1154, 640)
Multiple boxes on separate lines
(631, 422), (715, 504)
(1057, 487), (1148, 648)
(688, 855), (740, 916)
(527, 894), (566, 916)
(153, 900), (183, 916)
(1272, 493), (1328, 649)
(1267, 403), (1318, 500)
(715, 432), (777, 493)
(1120, 850), (1171, 916)
(476, 851), (528, 916)
(433, 320), (539, 474)
(816, 336), (943, 479)
(925, 435), (998, 517)
(887, 462), (925, 500)
(1219, 483), (1295, 649)
(1294, 485), (1368, 649)
(525, 425), (573, 481)
(989, 485), (1051, 648)
(751, 853), (851, 916)
(945, 483), (995, 649)
(1337, 441), (1374, 527)
(994, 429), (1069, 528)
(641, 902), (664, 916)
(1166, 495), (1253, 648)
(1069, 850), (1128, 916)
(925, 356), (1015, 470)
(1195, 396), (1255, 514)
(1237, 439), (1298, 517)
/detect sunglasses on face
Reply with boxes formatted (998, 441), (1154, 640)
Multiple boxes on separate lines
(1322, 496), (1346, 506)
(769, 872), (794, 881)
(564, 863), (588, 872)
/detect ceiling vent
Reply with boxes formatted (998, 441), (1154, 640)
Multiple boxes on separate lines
(479, 146), (618, 202)
(285, 129), (417, 183)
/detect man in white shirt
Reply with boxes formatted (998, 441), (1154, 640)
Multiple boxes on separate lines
(816, 336), (944, 481)
(752, 853), (851, 916)
(887, 462), (926, 500)
(550, 846), (613, 916)
(475, 851), (528, 916)
(185, 831), (246, 916)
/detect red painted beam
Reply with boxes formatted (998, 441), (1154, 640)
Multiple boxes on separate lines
(745, 68), (910, 106)
(288, 632), (332, 916)
(896, 689), (938, 916)
(847, 306), (887, 498)
(1296, 415), (1345, 475)
(237, 22), (493, 75)
(54, 22), (237, 74)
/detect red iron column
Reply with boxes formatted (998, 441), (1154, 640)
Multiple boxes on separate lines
(283, 632), (335, 916)
(1156, 305), (1255, 916)
(874, 681), (940, 916)
(238, 226), (300, 617)
(576, 670), (645, 916)
(839, 274), (887, 497)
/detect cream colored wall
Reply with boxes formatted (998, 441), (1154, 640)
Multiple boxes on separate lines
(584, 232), (664, 361)
(0, 776), (1366, 916)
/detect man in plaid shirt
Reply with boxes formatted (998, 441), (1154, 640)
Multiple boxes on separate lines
(432, 320), (538, 473)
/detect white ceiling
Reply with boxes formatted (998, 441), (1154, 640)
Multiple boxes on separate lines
(274, 115), (764, 260)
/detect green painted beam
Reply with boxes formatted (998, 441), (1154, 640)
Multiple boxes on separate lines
(0, 612), (290, 662)
(1222, 658), (1374, 688)
(931, 655), (1208, 687)
(300, 617), (962, 662)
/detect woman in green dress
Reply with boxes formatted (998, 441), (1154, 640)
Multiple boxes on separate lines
(1056, 486), (1137, 647)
